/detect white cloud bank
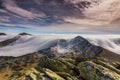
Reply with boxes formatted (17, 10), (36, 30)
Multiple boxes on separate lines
(0, 34), (120, 57)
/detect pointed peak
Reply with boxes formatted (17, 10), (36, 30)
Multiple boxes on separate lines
(73, 36), (86, 41)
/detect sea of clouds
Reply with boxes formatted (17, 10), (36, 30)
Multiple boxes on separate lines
(0, 34), (120, 56)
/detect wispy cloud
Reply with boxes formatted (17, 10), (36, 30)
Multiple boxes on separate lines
(3, 0), (46, 19)
(1, 23), (120, 34)
(0, 16), (10, 22)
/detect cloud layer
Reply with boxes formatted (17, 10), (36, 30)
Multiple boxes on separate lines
(0, 34), (120, 56)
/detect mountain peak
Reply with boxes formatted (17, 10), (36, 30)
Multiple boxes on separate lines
(39, 36), (103, 58)
(18, 32), (31, 36)
(72, 36), (87, 42)
(0, 33), (6, 35)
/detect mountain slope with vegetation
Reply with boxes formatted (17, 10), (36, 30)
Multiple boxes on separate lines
(0, 52), (120, 80)
(0, 36), (120, 80)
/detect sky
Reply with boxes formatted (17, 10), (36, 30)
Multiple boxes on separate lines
(0, 0), (120, 34)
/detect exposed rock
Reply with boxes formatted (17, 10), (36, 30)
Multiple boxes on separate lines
(38, 57), (68, 72)
(44, 68), (65, 80)
(78, 61), (120, 80)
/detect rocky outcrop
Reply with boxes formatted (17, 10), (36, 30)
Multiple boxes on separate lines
(78, 61), (120, 80)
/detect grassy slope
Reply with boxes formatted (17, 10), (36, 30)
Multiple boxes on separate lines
(99, 49), (120, 62)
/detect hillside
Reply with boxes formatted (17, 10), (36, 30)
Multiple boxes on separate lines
(0, 35), (120, 80)
(0, 52), (120, 80)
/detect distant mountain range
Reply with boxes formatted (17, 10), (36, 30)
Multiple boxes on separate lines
(0, 33), (120, 80)
(0, 33), (120, 56)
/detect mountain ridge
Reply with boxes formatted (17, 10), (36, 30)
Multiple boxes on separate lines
(0, 35), (120, 61)
(0, 35), (120, 80)
(0, 34), (120, 56)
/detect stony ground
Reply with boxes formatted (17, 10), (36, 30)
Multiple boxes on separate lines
(0, 53), (120, 80)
